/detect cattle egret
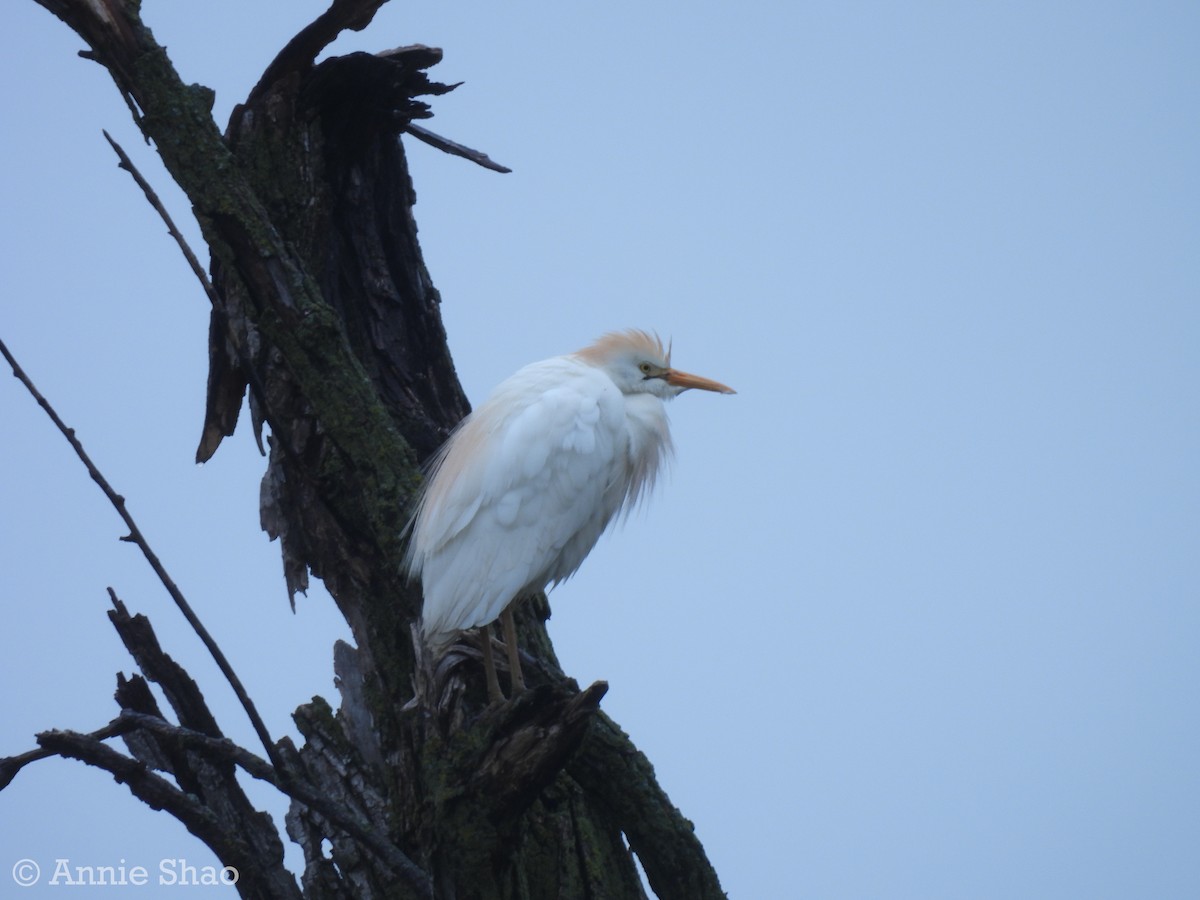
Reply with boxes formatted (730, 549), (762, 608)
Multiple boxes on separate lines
(405, 329), (735, 700)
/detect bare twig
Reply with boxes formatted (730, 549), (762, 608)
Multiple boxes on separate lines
(102, 130), (221, 309)
(0, 721), (126, 789)
(0, 337), (284, 777)
(404, 122), (513, 173)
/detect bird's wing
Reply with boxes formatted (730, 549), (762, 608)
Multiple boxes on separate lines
(408, 357), (629, 644)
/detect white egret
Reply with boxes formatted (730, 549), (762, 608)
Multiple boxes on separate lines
(405, 329), (735, 699)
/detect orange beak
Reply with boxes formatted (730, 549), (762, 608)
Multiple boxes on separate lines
(664, 368), (737, 395)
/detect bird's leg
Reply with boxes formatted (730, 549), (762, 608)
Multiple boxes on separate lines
(500, 605), (526, 694)
(478, 625), (503, 702)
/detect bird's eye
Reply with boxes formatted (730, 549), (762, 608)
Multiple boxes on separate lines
(638, 362), (654, 375)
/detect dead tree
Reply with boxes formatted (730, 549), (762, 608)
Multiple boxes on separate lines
(2, 2), (726, 898)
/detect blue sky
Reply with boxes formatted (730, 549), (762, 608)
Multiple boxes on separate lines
(2, 1), (1198, 897)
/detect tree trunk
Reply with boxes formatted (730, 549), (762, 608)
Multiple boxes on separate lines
(16, 2), (726, 898)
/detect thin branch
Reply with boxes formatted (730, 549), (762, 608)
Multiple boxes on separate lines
(0, 721), (126, 789)
(102, 130), (221, 309)
(0, 336), (284, 777)
(404, 122), (513, 173)
(35, 728), (223, 835)
(81, 51), (146, 135)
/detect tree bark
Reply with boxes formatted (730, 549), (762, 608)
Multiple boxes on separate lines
(14, 2), (727, 898)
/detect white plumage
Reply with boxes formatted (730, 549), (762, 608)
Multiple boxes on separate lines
(405, 329), (734, 659)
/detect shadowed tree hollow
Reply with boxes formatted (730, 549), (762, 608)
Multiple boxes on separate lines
(2, 2), (726, 899)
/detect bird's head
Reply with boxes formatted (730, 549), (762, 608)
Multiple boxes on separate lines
(576, 329), (736, 399)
